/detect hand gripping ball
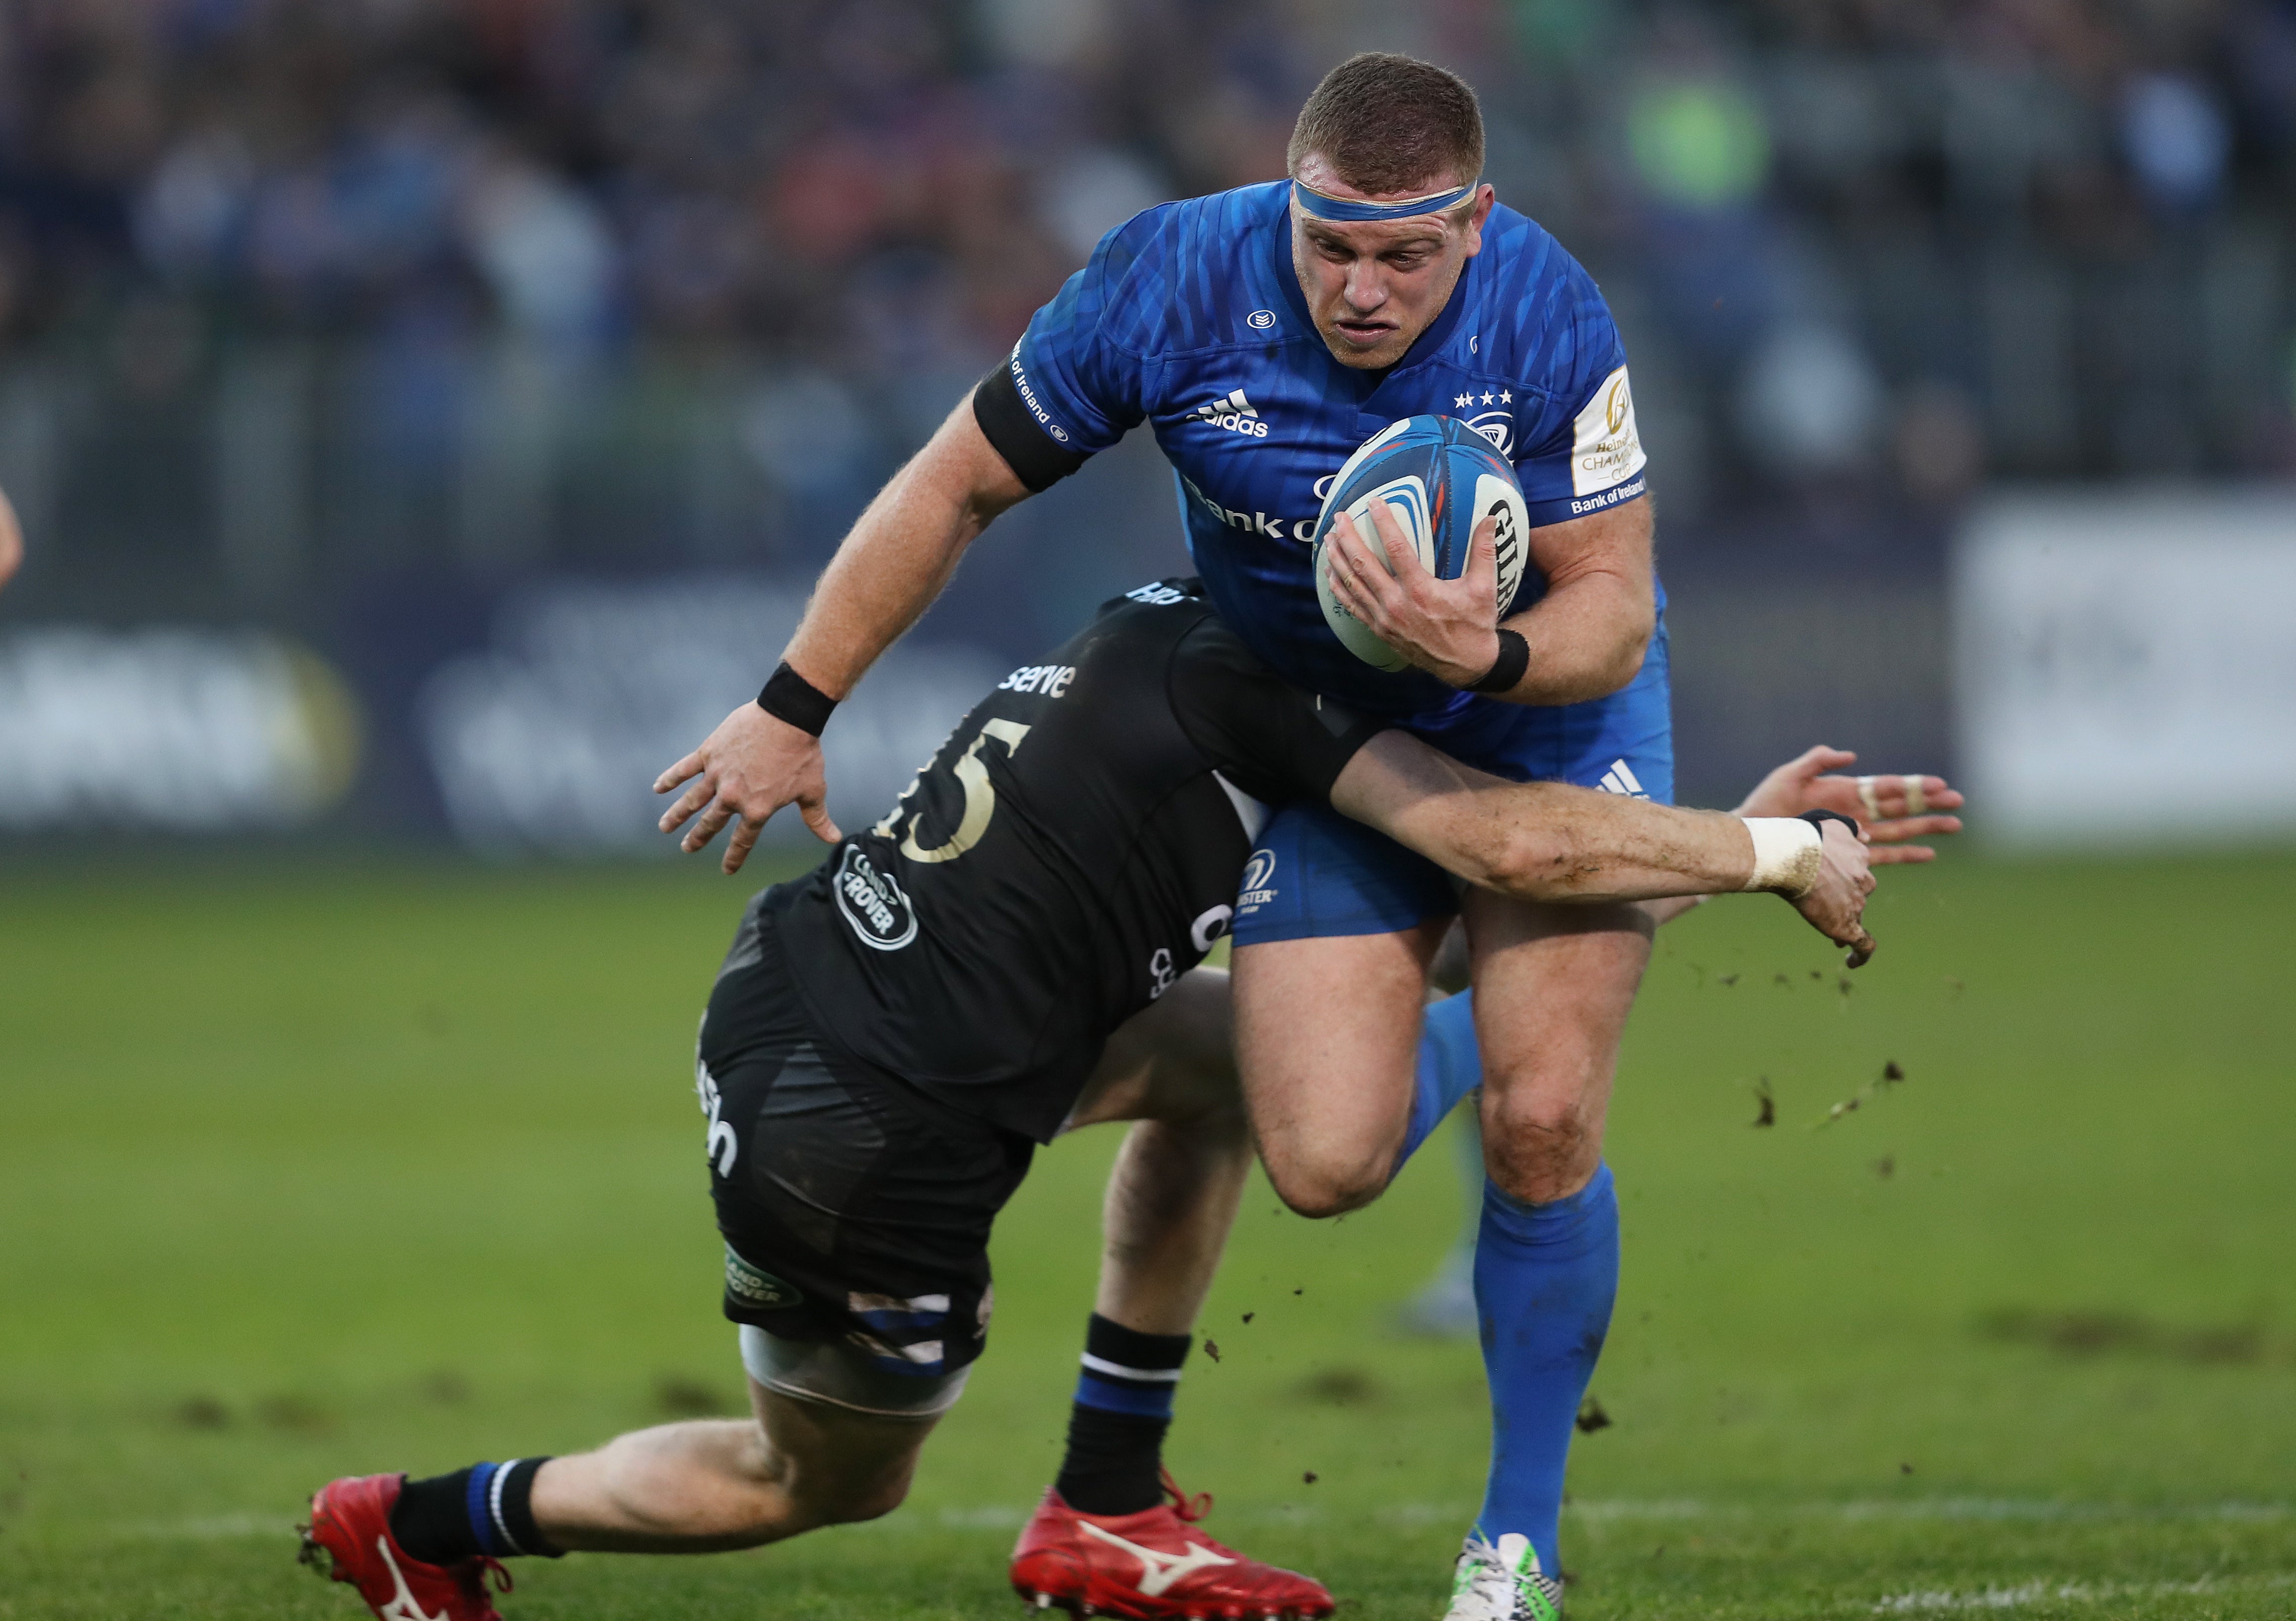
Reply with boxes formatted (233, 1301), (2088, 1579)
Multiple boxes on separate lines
(1311, 415), (1531, 671)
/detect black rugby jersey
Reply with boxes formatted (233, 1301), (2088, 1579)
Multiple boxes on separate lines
(755, 580), (1386, 1142)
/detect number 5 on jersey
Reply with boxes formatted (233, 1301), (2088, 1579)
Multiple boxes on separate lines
(874, 718), (1032, 864)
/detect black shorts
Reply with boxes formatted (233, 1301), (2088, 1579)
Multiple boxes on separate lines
(697, 893), (1035, 1380)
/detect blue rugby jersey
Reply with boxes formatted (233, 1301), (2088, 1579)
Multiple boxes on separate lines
(977, 180), (1653, 723)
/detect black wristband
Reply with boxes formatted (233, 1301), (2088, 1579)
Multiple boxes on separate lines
(757, 661), (837, 736)
(1799, 809), (1861, 838)
(1468, 629), (1530, 694)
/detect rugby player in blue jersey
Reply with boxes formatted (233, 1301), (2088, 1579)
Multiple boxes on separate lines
(653, 52), (1894, 1621)
(305, 578), (1890, 1621)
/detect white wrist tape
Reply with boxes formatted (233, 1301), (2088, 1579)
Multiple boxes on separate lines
(1743, 817), (1824, 898)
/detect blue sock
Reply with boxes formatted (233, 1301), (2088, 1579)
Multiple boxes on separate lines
(1396, 991), (1481, 1173)
(1471, 1162), (1620, 1579)
(464, 1461), (509, 1556)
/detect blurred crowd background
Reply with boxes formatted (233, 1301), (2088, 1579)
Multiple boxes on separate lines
(1, 0), (2291, 846)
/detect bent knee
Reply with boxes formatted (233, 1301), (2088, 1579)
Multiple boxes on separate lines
(1263, 1153), (1390, 1220)
(794, 1474), (911, 1530)
(1486, 1093), (1593, 1150)
(819, 1482), (909, 1526)
(1481, 1114), (1601, 1206)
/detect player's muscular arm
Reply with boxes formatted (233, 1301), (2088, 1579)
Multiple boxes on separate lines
(1323, 496), (1654, 704)
(1496, 496), (1655, 705)
(655, 399), (1031, 873)
(1330, 731), (1874, 954)
(781, 403), (1031, 696)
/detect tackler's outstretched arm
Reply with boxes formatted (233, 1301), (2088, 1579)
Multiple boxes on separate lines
(1330, 731), (1877, 962)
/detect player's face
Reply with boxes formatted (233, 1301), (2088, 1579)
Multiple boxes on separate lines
(1288, 162), (1493, 371)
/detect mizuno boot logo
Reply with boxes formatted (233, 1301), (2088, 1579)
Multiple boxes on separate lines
(1079, 1522), (1237, 1596)
(375, 1537), (448, 1621)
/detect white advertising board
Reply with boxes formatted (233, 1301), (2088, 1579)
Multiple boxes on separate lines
(419, 576), (1003, 854)
(1954, 490), (2296, 846)
(0, 628), (357, 830)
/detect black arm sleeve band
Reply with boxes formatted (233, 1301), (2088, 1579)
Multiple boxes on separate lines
(971, 363), (1091, 493)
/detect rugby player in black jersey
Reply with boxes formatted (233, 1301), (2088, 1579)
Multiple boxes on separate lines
(302, 581), (1876, 1621)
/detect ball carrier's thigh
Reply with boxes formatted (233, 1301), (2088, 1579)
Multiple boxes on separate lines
(1458, 888), (1653, 1204)
(1226, 805), (1657, 1214)
(1233, 918), (1450, 1217)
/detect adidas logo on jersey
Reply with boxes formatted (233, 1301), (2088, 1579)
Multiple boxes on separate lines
(1193, 388), (1269, 438)
(1596, 759), (1649, 800)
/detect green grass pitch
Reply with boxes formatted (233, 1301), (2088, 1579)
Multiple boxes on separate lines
(3, 846), (2292, 1620)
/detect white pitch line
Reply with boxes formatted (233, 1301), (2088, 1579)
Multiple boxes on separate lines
(802, 1497), (2296, 1538)
(1875, 1571), (2296, 1613)
(1566, 1498), (2293, 1525)
(1377, 1501), (1479, 1526)
(937, 1505), (1026, 1530)
(125, 1512), (293, 1540)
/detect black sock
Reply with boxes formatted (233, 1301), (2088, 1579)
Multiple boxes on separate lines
(1054, 1315), (1191, 1515)
(389, 1458), (562, 1564)
(390, 1467), (481, 1565)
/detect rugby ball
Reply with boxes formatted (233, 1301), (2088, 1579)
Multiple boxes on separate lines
(1312, 415), (1531, 671)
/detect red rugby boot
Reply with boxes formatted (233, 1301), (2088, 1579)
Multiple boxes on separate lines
(300, 1472), (512, 1621)
(1010, 1471), (1334, 1620)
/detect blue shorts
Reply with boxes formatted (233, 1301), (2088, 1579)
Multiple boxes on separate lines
(1231, 618), (1673, 946)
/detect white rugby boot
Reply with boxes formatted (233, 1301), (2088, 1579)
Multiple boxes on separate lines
(1443, 1531), (1563, 1621)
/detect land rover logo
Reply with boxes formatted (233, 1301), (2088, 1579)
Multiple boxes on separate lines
(833, 843), (918, 950)
(725, 1245), (804, 1310)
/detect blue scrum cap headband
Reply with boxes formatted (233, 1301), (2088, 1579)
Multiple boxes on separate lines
(1290, 178), (1479, 222)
